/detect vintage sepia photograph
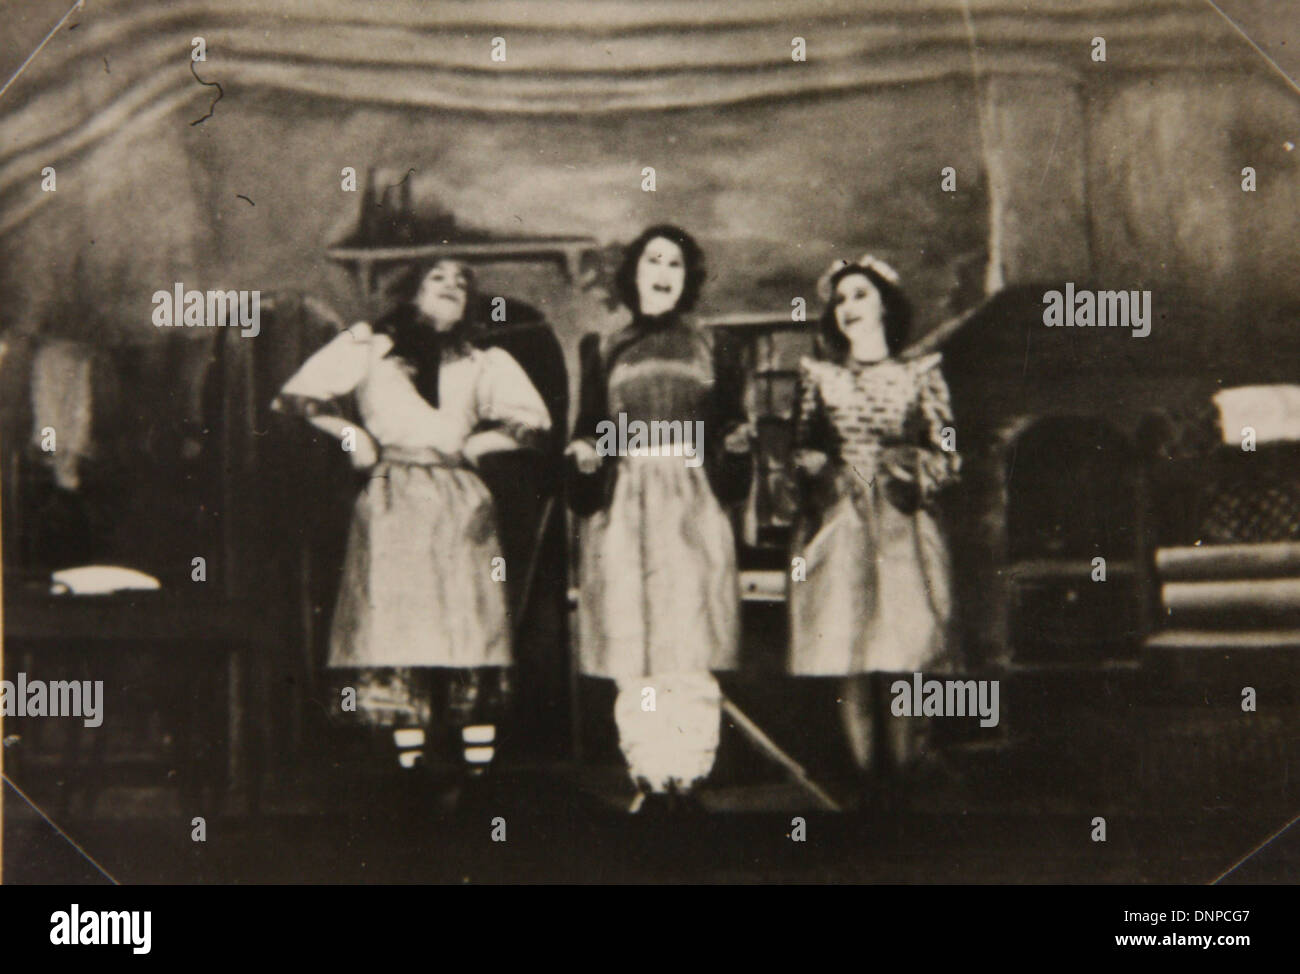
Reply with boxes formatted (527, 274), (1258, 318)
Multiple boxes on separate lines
(0, 0), (1298, 901)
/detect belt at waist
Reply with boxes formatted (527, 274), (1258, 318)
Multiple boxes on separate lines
(379, 446), (465, 468)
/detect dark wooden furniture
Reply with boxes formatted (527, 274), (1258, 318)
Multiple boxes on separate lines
(1, 312), (276, 817)
(3, 586), (260, 816)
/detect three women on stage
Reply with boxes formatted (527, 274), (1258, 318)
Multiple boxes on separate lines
(276, 231), (960, 811)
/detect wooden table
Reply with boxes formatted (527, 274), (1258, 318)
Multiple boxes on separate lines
(2, 587), (261, 817)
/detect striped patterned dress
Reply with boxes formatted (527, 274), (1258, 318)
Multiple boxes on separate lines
(788, 352), (961, 675)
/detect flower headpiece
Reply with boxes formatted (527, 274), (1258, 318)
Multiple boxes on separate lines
(816, 254), (901, 303)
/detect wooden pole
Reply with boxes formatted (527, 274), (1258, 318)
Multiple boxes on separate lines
(721, 695), (842, 811)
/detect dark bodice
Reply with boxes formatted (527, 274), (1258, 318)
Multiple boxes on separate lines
(567, 317), (750, 515)
(606, 324), (715, 424)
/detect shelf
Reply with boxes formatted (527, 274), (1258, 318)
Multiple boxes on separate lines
(1146, 629), (1300, 651)
(1004, 559), (1138, 583)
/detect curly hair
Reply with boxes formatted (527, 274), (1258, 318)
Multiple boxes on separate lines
(376, 259), (477, 321)
(371, 259), (477, 407)
(612, 224), (706, 316)
(818, 262), (912, 363)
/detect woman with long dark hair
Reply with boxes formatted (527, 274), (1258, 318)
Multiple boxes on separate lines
(788, 255), (960, 791)
(273, 259), (551, 784)
(566, 225), (752, 813)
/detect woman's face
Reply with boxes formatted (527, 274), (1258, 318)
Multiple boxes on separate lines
(414, 261), (470, 330)
(634, 236), (686, 316)
(833, 272), (887, 358)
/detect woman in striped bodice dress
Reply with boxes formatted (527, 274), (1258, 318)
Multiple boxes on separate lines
(788, 255), (961, 788)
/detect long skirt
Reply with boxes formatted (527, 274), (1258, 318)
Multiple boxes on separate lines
(327, 454), (512, 731)
(577, 455), (738, 792)
(576, 455), (739, 679)
(788, 467), (953, 676)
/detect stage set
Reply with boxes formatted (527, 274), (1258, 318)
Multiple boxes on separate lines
(2, 0), (1299, 883)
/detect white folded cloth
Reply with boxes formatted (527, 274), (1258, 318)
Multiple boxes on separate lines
(50, 565), (162, 595)
(1214, 385), (1300, 445)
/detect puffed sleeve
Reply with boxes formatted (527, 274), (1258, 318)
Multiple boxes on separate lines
(474, 346), (552, 451)
(272, 322), (373, 418)
(913, 353), (961, 502)
(794, 357), (837, 456)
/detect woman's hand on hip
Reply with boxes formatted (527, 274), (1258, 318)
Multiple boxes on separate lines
(346, 428), (380, 470)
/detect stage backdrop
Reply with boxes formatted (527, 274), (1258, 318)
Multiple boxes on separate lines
(0, 0), (1297, 359)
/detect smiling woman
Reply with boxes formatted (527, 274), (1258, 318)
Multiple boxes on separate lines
(272, 258), (552, 791)
(789, 256), (961, 794)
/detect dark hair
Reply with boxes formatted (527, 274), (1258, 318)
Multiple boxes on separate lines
(372, 259), (476, 408)
(613, 224), (706, 316)
(818, 263), (912, 363)
(375, 259), (477, 320)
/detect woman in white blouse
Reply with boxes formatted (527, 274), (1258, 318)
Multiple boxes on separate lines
(273, 260), (552, 780)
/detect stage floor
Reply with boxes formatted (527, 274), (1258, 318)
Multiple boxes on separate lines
(6, 760), (1298, 884)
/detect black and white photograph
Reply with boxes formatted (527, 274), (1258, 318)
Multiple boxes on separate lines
(0, 0), (1297, 914)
